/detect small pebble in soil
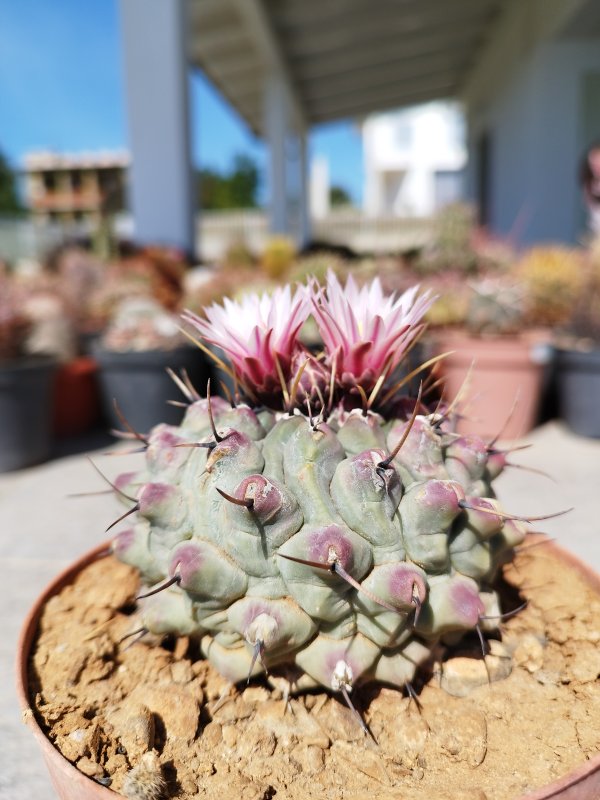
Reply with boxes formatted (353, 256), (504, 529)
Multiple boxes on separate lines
(438, 640), (512, 697)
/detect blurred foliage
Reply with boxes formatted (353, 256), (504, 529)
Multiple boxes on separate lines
(330, 185), (352, 207)
(0, 150), (23, 214)
(516, 245), (584, 327)
(568, 238), (600, 342)
(261, 236), (297, 280)
(464, 278), (524, 336)
(0, 267), (76, 362)
(101, 296), (184, 352)
(198, 154), (259, 210)
(222, 239), (255, 270)
(414, 203), (512, 277)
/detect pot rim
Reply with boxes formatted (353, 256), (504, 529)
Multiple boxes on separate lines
(0, 354), (59, 373)
(16, 542), (120, 799)
(15, 536), (600, 800)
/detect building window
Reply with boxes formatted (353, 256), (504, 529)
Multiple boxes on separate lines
(43, 172), (56, 192)
(395, 120), (413, 149)
(434, 170), (464, 211)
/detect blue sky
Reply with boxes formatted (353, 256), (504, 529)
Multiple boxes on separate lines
(0, 0), (364, 203)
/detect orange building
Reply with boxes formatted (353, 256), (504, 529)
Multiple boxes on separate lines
(23, 150), (129, 223)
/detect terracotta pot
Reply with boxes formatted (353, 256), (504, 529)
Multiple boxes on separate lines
(53, 356), (101, 438)
(432, 330), (549, 440)
(17, 543), (119, 799)
(16, 539), (600, 800)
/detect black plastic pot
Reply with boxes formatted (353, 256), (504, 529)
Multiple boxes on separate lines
(0, 356), (57, 472)
(93, 345), (210, 434)
(556, 347), (600, 438)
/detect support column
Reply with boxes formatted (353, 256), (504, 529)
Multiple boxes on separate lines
(298, 130), (310, 247)
(264, 72), (289, 235)
(119, 0), (196, 255)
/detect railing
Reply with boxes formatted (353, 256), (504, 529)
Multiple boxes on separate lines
(0, 210), (436, 263)
(199, 209), (435, 260)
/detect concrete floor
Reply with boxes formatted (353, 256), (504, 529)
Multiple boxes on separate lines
(1, 420), (599, 799)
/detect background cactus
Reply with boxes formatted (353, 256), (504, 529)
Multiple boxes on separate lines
(109, 272), (535, 723)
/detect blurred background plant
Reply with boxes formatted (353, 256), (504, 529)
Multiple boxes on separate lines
(516, 245), (585, 328)
(0, 266), (76, 363)
(464, 277), (524, 336)
(0, 273), (31, 361)
(567, 238), (600, 344)
(260, 235), (297, 280)
(413, 203), (512, 277)
(99, 296), (185, 352)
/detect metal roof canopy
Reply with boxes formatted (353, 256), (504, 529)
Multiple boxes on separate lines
(188, 0), (505, 134)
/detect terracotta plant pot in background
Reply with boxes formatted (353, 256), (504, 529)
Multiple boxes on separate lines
(16, 539), (600, 800)
(53, 356), (102, 438)
(432, 331), (549, 440)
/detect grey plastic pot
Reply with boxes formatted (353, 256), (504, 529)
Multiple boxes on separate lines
(555, 347), (600, 438)
(0, 356), (57, 472)
(93, 345), (210, 434)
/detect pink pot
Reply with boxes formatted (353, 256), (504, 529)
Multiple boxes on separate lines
(16, 539), (600, 800)
(432, 331), (548, 441)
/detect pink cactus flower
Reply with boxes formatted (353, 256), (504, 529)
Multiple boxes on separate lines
(312, 271), (434, 392)
(182, 285), (311, 403)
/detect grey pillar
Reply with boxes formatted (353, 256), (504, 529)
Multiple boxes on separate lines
(298, 129), (310, 247)
(119, 0), (196, 254)
(264, 72), (289, 235)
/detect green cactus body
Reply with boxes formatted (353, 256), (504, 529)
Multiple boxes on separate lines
(112, 402), (523, 694)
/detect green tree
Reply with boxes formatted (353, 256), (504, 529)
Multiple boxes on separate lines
(0, 150), (22, 214)
(330, 185), (352, 207)
(228, 154), (259, 209)
(198, 154), (259, 210)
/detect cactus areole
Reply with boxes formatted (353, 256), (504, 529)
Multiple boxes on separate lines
(110, 272), (530, 712)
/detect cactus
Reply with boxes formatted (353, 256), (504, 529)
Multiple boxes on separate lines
(261, 236), (297, 280)
(108, 271), (556, 728)
(465, 277), (524, 335)
(516, 245), (584, 328)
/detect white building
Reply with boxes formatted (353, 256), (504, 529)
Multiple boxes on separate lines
(362, 101), (466, 218)
(464, 5), (600, 245)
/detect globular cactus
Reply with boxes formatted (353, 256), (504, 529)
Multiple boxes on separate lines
(108, 272), (547, 723)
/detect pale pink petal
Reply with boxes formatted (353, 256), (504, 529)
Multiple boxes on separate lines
(312, 270), (435, 390)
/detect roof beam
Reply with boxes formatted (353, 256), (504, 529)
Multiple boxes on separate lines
(188, 0), (230, 26)
(310, 82), (457, 122)
(279, 6), (495, 59)
(230, 0), (305, 129)
(287, 20), (490, 76)
(201, 64), (264, 98)
(298, 52), (468, 103)
(305, 67), (463, 108)
(189, 48), (262, 80)
(273, 0), (487, 31)
(308, 72), (458, 114)
(191, 28), (252, 57)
